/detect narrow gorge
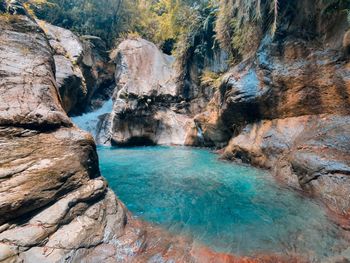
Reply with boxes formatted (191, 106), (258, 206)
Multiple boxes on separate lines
(0, 0), (350, 262)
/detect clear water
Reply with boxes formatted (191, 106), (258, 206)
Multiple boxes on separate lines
(98, 146), (348, 261)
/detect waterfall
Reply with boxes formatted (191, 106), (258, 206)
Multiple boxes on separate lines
(195, 122), (204, 143)
(71, 99), (113, 139)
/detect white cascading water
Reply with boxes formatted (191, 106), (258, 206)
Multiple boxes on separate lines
(195, 122), (204, 143)
(71, 99), (113, 139)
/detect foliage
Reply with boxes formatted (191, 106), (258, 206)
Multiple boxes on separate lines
(28, 0), (349, 64)
(214, 0), (278, 61)
(29, 0), (125, 47)
(200, 70), (222, 88)
(122, 0), (209, 53)
(29, 0), (209, 49)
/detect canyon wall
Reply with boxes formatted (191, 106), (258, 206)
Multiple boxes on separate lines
(0, 4), (127, 262)
(187, 0), (350, 225)
(37, 20), (115, 116)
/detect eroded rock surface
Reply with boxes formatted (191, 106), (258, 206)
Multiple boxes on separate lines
(98, 38), (193, 146)
(188, 0), (350, 224)
(0, 14), (70, 129)
(38, 20), (115, 115)
(0, 11), (120, 262)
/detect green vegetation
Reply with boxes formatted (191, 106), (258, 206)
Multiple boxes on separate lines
(24, 0), (282, 60)
(27, 0), (210, 50)
(26, 0), (349, 62)
(214, 0), (279, 61)
(200, 70), (222, 88)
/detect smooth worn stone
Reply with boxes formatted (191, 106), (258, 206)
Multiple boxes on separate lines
(0, 244), (19, 262)
(0, 15), (71, 128)
(93, 38), (194, 146)
(37, 20), (115, 115)
(223, 114), (350, 219)
(0, 127), (99, 224)
(112, 38), (177, 97)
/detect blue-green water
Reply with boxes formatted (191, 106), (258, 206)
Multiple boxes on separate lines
(98, 146), (347, 260)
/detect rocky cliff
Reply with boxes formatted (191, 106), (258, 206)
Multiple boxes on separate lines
(187, 0), (350, 226)
(0, 5), (124, 262)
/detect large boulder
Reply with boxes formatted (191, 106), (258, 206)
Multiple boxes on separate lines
(0, 15), (70, 128)
(99, 38), (193, 146)
(113, 38), (177, 97)
(223, 115), (350, 221)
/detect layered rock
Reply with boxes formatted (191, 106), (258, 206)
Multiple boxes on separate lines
(0, 10), (117, 262)
(38, 20), (115, 115)
(0, 9), (164, 263)
(99, 38), (193, 146)
(188, 0), (350, 224)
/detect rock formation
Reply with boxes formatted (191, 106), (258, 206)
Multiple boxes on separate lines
(0, 7), (120, 262)
(98, 38), (193, 146)
(187, 0), (350, 226)
(37, 20), (115, 115)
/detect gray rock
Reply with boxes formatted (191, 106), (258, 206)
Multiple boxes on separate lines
(37, 20), (115, 115)
(0, 16), (71, 128)
(98, 38), (193, 146)
(112, 38), (177, 97)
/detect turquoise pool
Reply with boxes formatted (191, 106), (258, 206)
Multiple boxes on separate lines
(98, 146), (347, 261)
